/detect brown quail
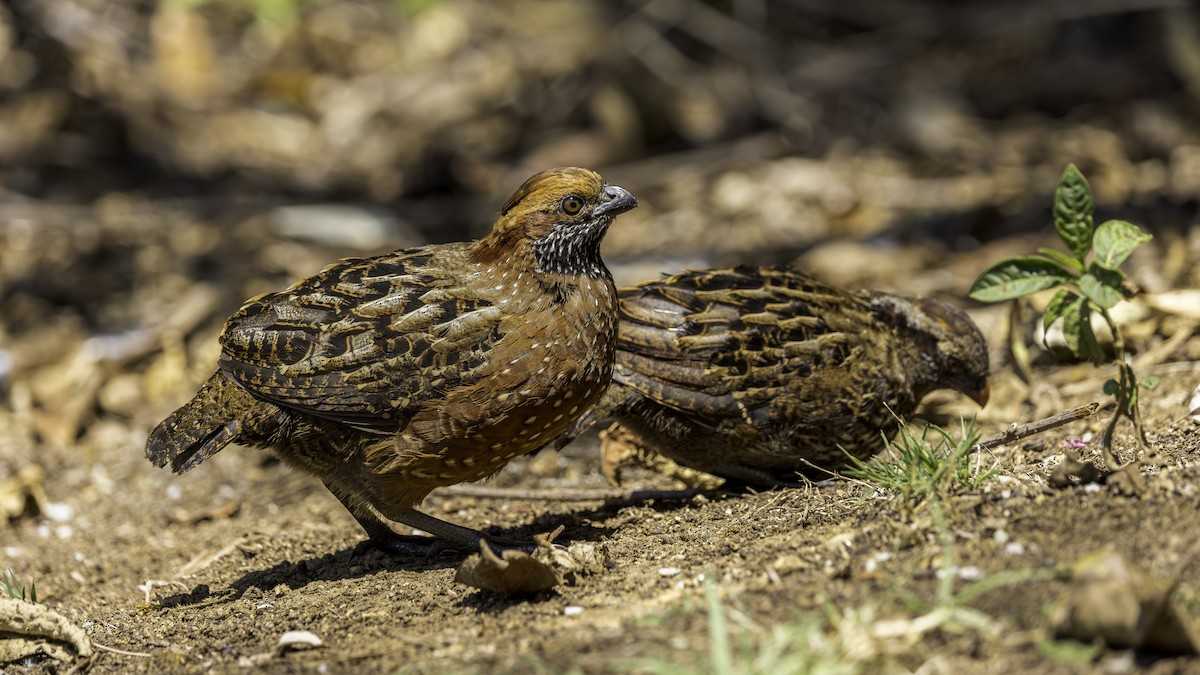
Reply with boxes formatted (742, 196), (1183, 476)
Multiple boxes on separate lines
(557, 266), (989, 487)
(146, 167), (637, 552)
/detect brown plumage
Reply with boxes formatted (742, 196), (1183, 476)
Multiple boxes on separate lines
(146, 167), (637, 551)
(557, 266), (989, 487)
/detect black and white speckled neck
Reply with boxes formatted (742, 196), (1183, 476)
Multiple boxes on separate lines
(533, 218), (614, 277)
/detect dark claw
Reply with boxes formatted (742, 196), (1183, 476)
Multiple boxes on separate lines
(364, 530), (534, 558)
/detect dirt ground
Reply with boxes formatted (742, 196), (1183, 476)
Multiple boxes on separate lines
(3, 227), (1200, 674)
(0, 184), (1198, 674)
(0, 169), (1198, 673)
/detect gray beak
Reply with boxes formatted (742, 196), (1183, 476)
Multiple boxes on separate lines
(593, 184), (638, 218)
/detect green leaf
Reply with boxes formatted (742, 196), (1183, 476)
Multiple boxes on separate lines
(1078, 269), (1123, 309)
(1078, 303), (1105, 364)
(1053, 164), (1095, 262)
(1141, 376), (1160, 390)
(1037, 247), (1085, 273)
(1103, 379), (1119, 395)
(1042, 288), (1075, 347)
(1093, 219), (1152, 270)
(1060, 296), (1085, 355)
(1060, 297), (1105, 363)
(969, 256), (1074, 302)
(1029, 250), (1086, 278)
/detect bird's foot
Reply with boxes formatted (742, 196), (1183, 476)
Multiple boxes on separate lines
(354, 531), (448, 558)
(361, 529), (533, 558)
(365, 508), (536, 557)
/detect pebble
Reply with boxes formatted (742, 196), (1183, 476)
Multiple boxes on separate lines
(277, 630), (323, 651)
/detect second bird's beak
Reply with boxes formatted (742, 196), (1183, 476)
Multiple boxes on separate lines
(968, 378), (990, 407)
(594, 184), (638, 218)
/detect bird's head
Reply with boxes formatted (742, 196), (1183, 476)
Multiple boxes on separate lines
(473, 167), (637, 277)
(872, 294), (990, 407)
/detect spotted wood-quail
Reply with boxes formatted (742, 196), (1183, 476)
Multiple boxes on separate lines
(146, 167), (637, 551)
(557, 266), (989, 487)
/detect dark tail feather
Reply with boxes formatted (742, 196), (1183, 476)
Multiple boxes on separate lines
(146, 372), (248, 474)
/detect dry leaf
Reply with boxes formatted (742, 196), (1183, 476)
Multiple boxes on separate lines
(454, 525), (614, 594)
(454, 542), (560, 595)
(0, 466), (52, 522)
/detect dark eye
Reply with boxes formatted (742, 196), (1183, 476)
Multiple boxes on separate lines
(561, 196), (584, 215)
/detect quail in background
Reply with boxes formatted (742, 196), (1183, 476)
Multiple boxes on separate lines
(147, 167), (637, 551)
(557, 266), (989, 487)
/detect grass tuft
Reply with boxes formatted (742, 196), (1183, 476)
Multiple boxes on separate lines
(844, 416), (996, 503)
(2, 568), (37, 604)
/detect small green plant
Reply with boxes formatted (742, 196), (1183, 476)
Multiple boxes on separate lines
(968, 164), (1153, 470)
(2, 569), (37, 604)
(844, 417), (995, 504)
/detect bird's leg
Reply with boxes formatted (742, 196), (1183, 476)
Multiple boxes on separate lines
(324, 482), (448, 557)
(324, 480), (533, 555)
(386, 507), (535, 554)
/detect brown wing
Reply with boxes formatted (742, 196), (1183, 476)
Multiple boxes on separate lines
(614, 266), (871, 427)
(218, 246), (501, 434)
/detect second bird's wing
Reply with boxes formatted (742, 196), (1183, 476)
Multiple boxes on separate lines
(614, 266), (866, 427)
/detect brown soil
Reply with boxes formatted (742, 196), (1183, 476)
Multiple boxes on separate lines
(3, 344), (1200, 673)
(3, 162), (1200, 675)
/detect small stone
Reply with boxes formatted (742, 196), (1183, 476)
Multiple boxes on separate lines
(277, 630), (323, 652)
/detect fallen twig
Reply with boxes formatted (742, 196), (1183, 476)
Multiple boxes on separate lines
(975, 402), (1101, 451)
(173, 535), (250, 578)
(94, 643), (153, 658)
(440, 485), (699, 503)
(1132, 324), (1197, 371)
